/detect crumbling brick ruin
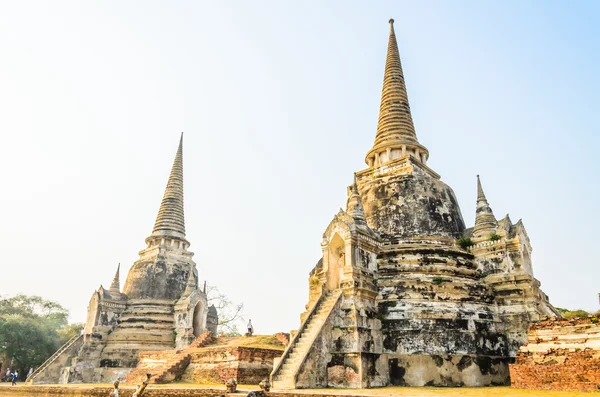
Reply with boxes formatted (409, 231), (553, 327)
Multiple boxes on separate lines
(510, 317), (600, 392)
(270, 19), (558, 389)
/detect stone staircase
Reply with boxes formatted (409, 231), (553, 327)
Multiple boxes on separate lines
(125, 351), (191, 384)
(125, 331), (213, 385)
(27, 334), (83, 384)
(271, 291), (341, 389)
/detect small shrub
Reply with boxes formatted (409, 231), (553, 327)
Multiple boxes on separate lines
(489, 234), (501, 242)
(309, 276), (320, 285)
(558, 309), (590, 319)
(432, 276), (447, 285)
(458, 237), (474, 250)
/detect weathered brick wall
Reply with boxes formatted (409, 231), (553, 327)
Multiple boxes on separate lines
(126, 331), (214, 384)
(274, 332), (290, 347)
(510, 317), (600, 392)
(182, 347), (281, 384)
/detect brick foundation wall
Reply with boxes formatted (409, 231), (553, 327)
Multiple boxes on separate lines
(182, 346), (281, 384)
(510, 317), (600, 392)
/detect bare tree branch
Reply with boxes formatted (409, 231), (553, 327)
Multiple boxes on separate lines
(206, 284), (245, 336)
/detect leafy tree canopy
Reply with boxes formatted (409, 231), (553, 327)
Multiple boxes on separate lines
(0, 294), (83, 376)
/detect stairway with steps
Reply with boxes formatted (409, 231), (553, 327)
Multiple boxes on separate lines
(27, 334), (84, 384)
(125, 351), (190, 384)
(125, 331), (213, 384)
(271, 291), (341, 389)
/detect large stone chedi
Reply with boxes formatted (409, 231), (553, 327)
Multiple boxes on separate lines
(271, 20), (558, 389)
(30, 135), (217, 384)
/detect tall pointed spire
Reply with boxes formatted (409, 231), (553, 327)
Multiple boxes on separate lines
(151, 133), (186, 240)
(473, 175), (498, 238)
(375, 18), (417, 146)
(365, 19), (429, 167)
(477, 174), (487, 202)
(109, 263), (121, 296)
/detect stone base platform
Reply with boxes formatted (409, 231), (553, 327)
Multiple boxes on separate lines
(125, 334), (285, 385)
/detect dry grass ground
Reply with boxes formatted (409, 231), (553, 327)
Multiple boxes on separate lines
(0, 383), (596, 397)
(207, 334), (286, 351)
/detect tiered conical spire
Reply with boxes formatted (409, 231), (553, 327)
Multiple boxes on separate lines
(346, 175), (366, 224)
(374, 19), (418, 147)
(183, 269), (198, 296)
(365, 19), (428, 167)
(151, 133), (186, 240)
(109, 264), (121, 296)
(473, 175), (498, 238)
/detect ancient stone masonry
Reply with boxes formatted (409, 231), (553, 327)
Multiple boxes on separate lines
(29, 134), (218, 384)
(271, 19), (558, 389)
(510, 317), (600, 392)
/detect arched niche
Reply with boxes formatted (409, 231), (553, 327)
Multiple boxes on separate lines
(192, 301), (207, 337)
(327, 233), (346, 290)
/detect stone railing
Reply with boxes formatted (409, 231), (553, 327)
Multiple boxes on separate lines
(27, 334), (83, 383)
(291, 290), (343, 386)
(270, 285), (327, 381)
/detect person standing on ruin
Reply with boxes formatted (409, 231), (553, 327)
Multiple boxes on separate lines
(109, 378), (120, 397)
(247, 319), (254, 336)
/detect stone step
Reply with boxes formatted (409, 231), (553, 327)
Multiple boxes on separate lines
(119, 313), (175, 322)
(117, 322), (175, 330)
(272, 292), (339, 384)
(101, 344), (173, 355)
(272, 381), (295, 390)
(122, 307), (174, 314)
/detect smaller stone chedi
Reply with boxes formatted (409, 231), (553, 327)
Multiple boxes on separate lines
(271, 19), (559, 389)
(29, 134), (218, 384)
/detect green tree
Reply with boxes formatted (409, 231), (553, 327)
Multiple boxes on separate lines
(555, 307), (591, 319)
(0, 294), (79, 377)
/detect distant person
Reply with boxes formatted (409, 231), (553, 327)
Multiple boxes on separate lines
(247, 319), (254, 336)
(131, 373), (151, 397)
(11, 370), (18, 386)
(4, 368), (9, 382)
(110, 378), (120, 397)
(27, 368), (33, 379)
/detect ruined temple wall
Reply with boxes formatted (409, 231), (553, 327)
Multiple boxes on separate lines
(123, 243), (197, 302)
(181, 347), (281, 384)
(295, 315), (334, 388)
(510, 317), (600, 392)
(356, 163), (465, 239)
(374, 243), (513, 386)
(71, 330), (111, 383)
(388, 354), (510, 387)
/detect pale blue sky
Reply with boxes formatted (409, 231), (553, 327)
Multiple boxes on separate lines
(0, 1), (598, 333)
